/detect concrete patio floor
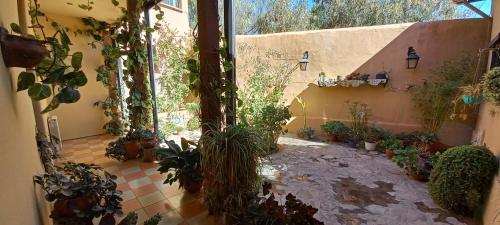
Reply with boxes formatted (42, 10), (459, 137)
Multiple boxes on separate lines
(61, 134), (477, 225)
(262, 136), (477, 225)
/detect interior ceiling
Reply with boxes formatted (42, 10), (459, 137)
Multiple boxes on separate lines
(38, 0), (126, 22)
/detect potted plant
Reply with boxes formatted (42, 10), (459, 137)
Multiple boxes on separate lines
(363, 128), (378, 151)
(346, 101), (369, 148)
(105, 136), (128, 161)
(0, 26), (47, 68)
(226, 182), (324, 225)
(459, 84), (483, 104)
(34, 162), (123, 225)
(375, 71), (388, 79)
(482, 67), (500, 105)
(392, 146), (432, 181)
(295, 97), (315, 140)
(298, 127), (315, 140)
(132, 128), (157, 162)
(382, 137), (402, 159)
(320, 121), (348, 142)
(156, 138), (203, 193)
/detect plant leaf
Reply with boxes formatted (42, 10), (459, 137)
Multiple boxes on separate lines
(28, 83), (51, 101)
(17, 72), (35, 91)
(10, 23), (22, 34)
(71, 52), (83, 70)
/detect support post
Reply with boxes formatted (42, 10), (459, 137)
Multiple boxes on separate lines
(198, 0), (222, 133)
(144, 9), (159, 133)
(224, 0), (237, 126)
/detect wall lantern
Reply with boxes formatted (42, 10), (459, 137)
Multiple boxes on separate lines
(299, 51), (309, 71)
(406, 47), (420, 69)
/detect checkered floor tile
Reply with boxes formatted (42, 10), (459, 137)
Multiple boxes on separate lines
(60, 135), (222, 225)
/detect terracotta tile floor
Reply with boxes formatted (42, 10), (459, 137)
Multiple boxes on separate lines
(60, 134), (221, 225)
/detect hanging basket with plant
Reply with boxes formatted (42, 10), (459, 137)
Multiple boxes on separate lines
(0, 26), (47, 68)
(482, 67), (500, 105)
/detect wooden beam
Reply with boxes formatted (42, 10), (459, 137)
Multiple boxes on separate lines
(198, 0), (222, 133)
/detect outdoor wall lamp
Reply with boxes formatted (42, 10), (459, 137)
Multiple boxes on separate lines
(406, 47), (420, 69)
(299, 51), (309, 71)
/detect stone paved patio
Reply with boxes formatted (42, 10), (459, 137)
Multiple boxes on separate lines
(262, 136), (477, 225)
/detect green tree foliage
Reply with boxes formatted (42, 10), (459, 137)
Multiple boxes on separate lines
(412, 55), (477, 133)
(189, 0), (469, 35)
(310, 0), (466, 29)
(237, 44), (293, 153)
(155, 24), (190, 118)
(239, 0), (311, 34)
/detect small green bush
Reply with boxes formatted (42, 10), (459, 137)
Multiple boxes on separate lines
(321, 121), (349, 136)
(429, 145), (498, 216)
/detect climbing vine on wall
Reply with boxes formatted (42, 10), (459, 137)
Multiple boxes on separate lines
(9, 0), (87, 113)
(81, 0), (164, 132)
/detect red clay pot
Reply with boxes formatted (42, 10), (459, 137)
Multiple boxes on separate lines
(140, 137), (157, 149)
(143, 147), (154, 162)
(123, 141), (140, 159)
(0, 27), (47, 68)
(51, 195), (97, 219)
(408, 172), (428, 182)
(182, 179), (202, 193)
(385, 149), (395, 159)
(329, 134), (338, 142)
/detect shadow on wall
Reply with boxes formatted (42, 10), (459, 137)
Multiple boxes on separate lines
(285, 19), (490, 146)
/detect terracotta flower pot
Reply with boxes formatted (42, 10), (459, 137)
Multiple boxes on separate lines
(143, 147), (154, 162)
(408, 171), (428, 182)
(385, 149), (395, 159)
(140, 137), (157, 149)
(51, 194), (97, 219)
(0, 27), (47, 68)
(424, 142), (442, 154)
(123, 141), (140, 159)
(181, 178), (202, 193)
(329, 134), (338, 142)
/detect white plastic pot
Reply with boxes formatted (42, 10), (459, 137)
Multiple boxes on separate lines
(364, 141), (377, 151)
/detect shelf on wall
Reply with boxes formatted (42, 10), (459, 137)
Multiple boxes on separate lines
(318, 77), (388, 88)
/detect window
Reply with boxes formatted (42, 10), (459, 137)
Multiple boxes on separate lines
(163, 0), (181, 9)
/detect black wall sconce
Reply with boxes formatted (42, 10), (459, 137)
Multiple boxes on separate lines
(406, 47), (420, 69)
(299, 51), (309, 71)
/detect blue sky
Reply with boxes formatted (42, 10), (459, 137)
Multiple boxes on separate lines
(461, 0), (492, 16)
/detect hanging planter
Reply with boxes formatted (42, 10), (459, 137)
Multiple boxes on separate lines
(0, 27), (47, 68)
(462, 95), (484, 104)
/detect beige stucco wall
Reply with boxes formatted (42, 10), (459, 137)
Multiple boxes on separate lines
(156, 0), (190, 35)
(40, 14), (109, 141)
(39, 2), (190, 141)
(479, 1), (500, 225)
(236, 19), (490, 146)
(0, 1), (50, 225)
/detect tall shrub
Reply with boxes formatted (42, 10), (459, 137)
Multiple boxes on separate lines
(237, 44), (293, 152)
(412, 56), (476, 133)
